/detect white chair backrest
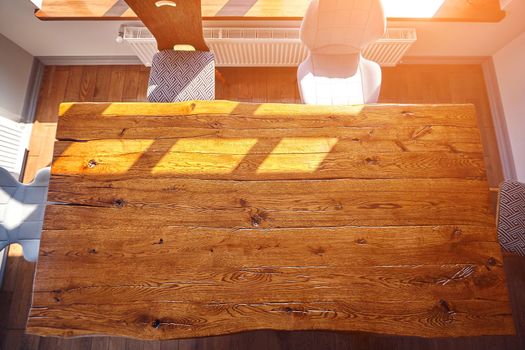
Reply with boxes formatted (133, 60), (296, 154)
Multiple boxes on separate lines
(300, 0), (386, 56)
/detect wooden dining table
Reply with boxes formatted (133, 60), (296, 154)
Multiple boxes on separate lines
(35, 0), (505, 22)
(27, 101), (515, 339)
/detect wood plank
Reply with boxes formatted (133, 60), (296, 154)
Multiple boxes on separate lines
(35, 0), (506, 22)
(32, 226), (505, 298)
(122, 66), (141, 102)
(43, 178), (494, 228)
(108, 66), (127, 101)
(28, 299), (513, 339)
(56, 103), (480, 135)
(63, 66), (84, 102)
(50, 145), (486, 181)
(31, 263), (508, 304)
(93, 66), (113, 102)
(79, 66), (99, 102)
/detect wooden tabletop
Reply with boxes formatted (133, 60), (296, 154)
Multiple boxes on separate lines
(35, 0), (505, 22)
(27, 101), (514, 339)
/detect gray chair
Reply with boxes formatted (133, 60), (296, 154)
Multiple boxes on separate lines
(497, 180), (525, 256)
(147, 50), (215, 102)
(0, 167), (50, 263)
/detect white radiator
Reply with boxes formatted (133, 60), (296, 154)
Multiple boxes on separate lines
(0, 117), (30, 178)
(123, 27), (416, 67)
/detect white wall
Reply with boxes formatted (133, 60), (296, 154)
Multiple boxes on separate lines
(1, 0), (525, 58)
(0, 34), (35, 122)
(0, 0), (134, 57)
(493, 31), (525, 181)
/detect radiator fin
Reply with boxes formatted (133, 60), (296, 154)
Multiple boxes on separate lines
(123, 27), (416, 68)
(0, 117), (30, 176)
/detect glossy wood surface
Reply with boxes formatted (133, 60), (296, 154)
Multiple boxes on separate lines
(25, 101), (513, 339)
(35, 0), (505, 22)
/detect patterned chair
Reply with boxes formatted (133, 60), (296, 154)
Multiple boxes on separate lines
(0, 167), (50, 263)
(147, 50), (215, 102)
(497, 181), (525, 256)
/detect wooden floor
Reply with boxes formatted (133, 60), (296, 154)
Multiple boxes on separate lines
(1, 65), (523, 350)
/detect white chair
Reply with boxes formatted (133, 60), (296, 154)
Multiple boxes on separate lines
(297, 0), (386, 105)
(0, 167), (50, 263)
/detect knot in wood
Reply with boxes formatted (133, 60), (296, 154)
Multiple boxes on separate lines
(365, 157), (379, 165)
(113, 198), (126, 208)
(87, 159), (97, 168)
(487, 257), (497, 266)
(251, 214), (262, 227)
(152, 319), (161, 329)
(439, 299), (453, 314)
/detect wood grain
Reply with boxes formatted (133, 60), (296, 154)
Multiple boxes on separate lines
(123, 0), (209, 51)
(35, 0), (506, 22)
(26, 102), (513, 339)
(1, 65), (517, 350)
(43, 178), (494, 228)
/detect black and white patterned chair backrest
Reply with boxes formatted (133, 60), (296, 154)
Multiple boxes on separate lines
(498, 180), (525, 256)
(147, 50), (215, 103)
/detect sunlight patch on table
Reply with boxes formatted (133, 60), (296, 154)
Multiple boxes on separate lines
(52, 139), (154, 175)
(257, 138), (338, 174)
(152, 138), (257, 174)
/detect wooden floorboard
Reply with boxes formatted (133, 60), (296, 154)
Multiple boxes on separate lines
(0, 65), (520, 349)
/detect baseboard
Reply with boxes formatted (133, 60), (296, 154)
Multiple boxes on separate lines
(21, 58), (45, 124)
(37, 55), (143, 66)
(37, 54), (493, 67)
(400, 56), (490, 65)
(0, 249), (6, 288)
(482, 57), (517, 181)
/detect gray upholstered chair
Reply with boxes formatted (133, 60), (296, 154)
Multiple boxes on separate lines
(0, 167), (50, 263)
(497, 181), (525, 256)
(147, 50), (215, 102)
